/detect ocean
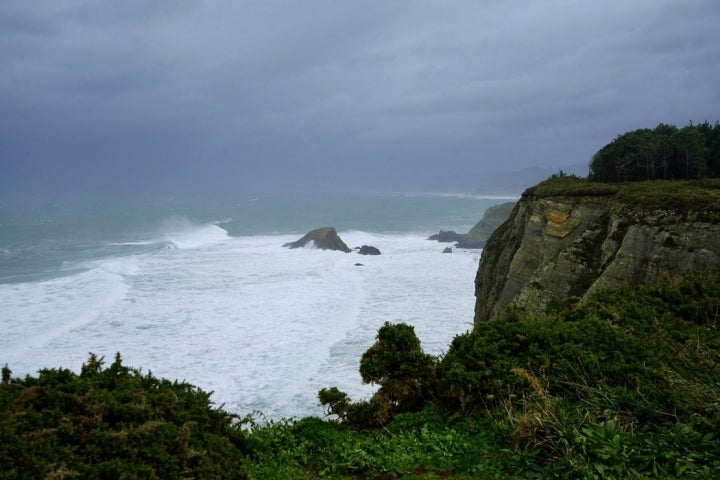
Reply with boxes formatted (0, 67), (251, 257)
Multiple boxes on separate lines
(0, 192), (515, 419)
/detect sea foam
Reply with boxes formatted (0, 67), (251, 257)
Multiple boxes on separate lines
(0, 230), (480, 420)
(0, 257), (137, 372)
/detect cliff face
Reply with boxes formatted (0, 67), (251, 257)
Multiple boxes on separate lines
(474, 191), (720, 322)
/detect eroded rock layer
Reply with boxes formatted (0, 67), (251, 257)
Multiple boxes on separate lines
(474, 191), (720, 322)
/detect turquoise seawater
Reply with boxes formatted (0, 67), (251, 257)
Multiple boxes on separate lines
(0, 192), (513, 283)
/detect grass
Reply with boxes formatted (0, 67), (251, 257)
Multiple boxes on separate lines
(525, 176), (720, 215)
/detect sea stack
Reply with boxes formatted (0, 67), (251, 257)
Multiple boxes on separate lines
(282, 227), (351, 252)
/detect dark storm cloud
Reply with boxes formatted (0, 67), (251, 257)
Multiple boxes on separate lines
(1, 0), (719, 195)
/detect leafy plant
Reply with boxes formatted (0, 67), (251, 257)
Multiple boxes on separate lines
(0, 353), (247, 479)
(320, 322), (437, 426)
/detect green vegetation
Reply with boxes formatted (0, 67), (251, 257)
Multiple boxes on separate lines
(3, 280), (720, 478)
(527, 175), (720, 215)
(525, 174), (620, 197)
(613, 178), (720, 212)
(589, 121), (720, 182)
(314, 275), (720, 478)
(321, 277), (720, 478)
(0, 353), (247, 479)
(527, 121), (720, 211)
(438, 274), (720, 426)
(241, 408), (516, 479)
(320, 322), (437, 427)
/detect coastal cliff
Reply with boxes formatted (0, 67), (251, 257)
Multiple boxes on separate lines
(474, 178), (720, 322)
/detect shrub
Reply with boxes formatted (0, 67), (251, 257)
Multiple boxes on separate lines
(0, 353), (247, 479)
(321, 322), (437, 426)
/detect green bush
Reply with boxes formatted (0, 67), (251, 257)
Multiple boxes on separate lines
(0, 353), (247, 479)
(321, 322), (437, 426)
(434, 275), (720, 477)
(441, 276), (720, 421)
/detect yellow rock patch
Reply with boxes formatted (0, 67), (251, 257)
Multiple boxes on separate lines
(545, 208), (576, 238)
(546, 210), (569, 224)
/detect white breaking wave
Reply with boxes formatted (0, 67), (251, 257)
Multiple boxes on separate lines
(107, 218), (231, 250)
(108, 240), (158, 247)
(156, 217), (231, 249)
(163, 224), (230, 249)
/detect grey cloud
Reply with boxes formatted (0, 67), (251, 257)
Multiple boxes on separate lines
(1, 0), (719, 195)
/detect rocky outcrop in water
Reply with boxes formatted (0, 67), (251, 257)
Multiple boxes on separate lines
(358, 245), (381, 255)
(474, 182), (720, 322)
(283, 227), (351, 252)
(428, 230), (465, 243)
(428, 202), (516, 249)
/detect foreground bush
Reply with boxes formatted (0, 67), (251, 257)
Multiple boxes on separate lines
(320, 322), (437, 427)
(440, 275), (720, 424)
(317, 275), (720, 478)
(436, 275), (720, 477)
(0, 353), (247, 479)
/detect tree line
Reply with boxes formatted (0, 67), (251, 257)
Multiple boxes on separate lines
(589, 121), (720, 182)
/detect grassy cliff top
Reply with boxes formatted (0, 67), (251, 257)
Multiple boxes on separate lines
(525, 176), (720, 212)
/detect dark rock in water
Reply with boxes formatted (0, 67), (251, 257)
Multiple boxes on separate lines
(455, 238), (486, 249)
(355, 263), (364, 266)
(282, 227), (351, 252)
(442, 247), (453, 253)
(428, 230), (466, 243)
(358, 245), (381, 255)
(429, 203), (516, 249)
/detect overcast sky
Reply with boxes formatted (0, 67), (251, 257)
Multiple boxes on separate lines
(2, 1), (719, 195)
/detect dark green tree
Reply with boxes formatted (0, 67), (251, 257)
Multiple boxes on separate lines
(709, 121), (720, 176)
(653, 123), (679, 178)
(318, 386), (351, 420)
(359, 322), (436, 420)
(589, 122), (718, 182)
(672, 125), (709, 178)
(590, 128), (658, 181)
(319, 322), (437, 426)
